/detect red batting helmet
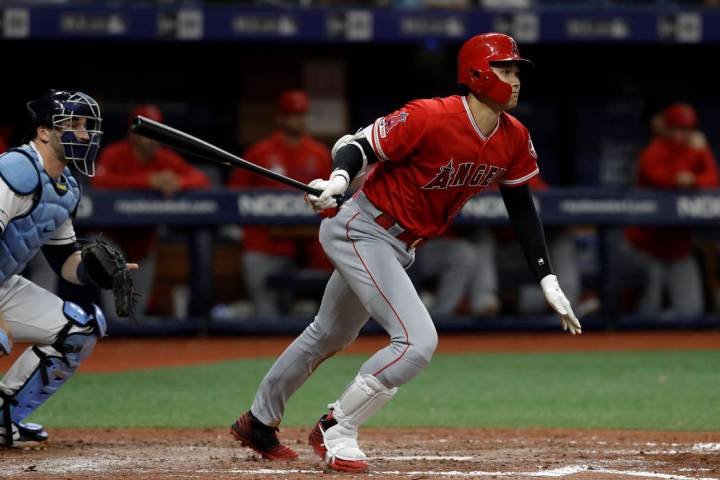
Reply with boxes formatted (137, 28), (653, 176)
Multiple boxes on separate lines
(277, 89), (310, 115)
(663, 103), (698, 129)
(457, 33), (533, 104)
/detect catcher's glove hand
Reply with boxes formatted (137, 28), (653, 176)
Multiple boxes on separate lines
(80, 239), (138, 318)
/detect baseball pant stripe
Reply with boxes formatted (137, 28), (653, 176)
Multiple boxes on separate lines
(345, 212), (410, 377)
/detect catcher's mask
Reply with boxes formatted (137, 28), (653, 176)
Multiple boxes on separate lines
(26, 90), (103, 177)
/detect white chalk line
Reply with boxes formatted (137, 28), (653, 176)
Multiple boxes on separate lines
(376, 455), (475, 461)
(693, 443), (720, 452)
(207, 465), (720, 479)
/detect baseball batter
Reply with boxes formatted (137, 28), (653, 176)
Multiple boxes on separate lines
(231, 33), (581, 472)
(0, 90), (136, 448)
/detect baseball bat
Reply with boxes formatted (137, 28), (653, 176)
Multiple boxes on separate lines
(130, 115), (342, 203)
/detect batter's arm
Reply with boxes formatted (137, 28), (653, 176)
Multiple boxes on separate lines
(499, 183), (552, 280)
(307, 132), (379, 212)
(500, 184), (581, 334)
(331, 134), (379, 186)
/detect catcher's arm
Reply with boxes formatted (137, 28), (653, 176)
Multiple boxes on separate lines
(41, 244), (138, 285)
(42, 240), (139, 318)
(62, 251), (138, 284)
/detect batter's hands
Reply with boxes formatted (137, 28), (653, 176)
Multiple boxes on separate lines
(307, 170), (349, 212)
(540, 274), (582, 335)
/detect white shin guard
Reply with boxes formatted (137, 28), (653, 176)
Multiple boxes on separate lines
(322, 374), (397, 464)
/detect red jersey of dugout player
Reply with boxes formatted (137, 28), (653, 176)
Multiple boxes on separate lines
(625, 103), (719, 261)
(230, 33), (581, 474)
(92, 105), (211, 260)
(228, 90), (332, 267)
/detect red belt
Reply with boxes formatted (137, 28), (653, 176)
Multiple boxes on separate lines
(374, 213), (425, 250)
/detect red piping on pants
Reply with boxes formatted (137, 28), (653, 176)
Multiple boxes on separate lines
(345, 212), (410, 378)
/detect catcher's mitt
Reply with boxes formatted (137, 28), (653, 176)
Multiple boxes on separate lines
(80, 239), (136, 318)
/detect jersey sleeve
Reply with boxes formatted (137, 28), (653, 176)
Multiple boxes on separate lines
(0, 180), (34, 233)
(498, 125), (540, 187)
(45, 218), (77, 245)
(363, 101), (428, 162)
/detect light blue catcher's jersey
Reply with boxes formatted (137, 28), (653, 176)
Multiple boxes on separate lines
(0, 144), (80, 283)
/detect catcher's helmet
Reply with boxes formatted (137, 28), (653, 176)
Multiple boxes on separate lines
(26, 90), (103, 176)
(457, 33), (533, 104)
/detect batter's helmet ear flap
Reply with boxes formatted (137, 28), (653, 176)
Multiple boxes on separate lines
(457, 32), (531, 105)
(466, 67), (512, 106)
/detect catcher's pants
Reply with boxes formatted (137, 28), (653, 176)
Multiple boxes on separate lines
(251, 194), (438, 426)
(0, 275), (93, 397)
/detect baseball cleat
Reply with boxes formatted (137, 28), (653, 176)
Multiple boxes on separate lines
(0, 422), (49, 449)
(230, 411), (298, 461)
(309, 412), (369, 473)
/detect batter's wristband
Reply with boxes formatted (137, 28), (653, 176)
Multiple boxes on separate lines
(0, 330), (11, 355)
(331, 169), (351, 188)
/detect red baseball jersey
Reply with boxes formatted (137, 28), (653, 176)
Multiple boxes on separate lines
(362, 95), (539, 238)
(229, 131), (331, 259)
(625, 136), (719, 260)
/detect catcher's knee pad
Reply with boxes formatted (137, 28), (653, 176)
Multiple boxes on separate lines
(3, 302), (106, 425)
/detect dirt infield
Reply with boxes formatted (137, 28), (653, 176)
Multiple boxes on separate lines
(3, 330), (719, 373)
(2, 331), (719, 479)
(2, 427), (719, 479)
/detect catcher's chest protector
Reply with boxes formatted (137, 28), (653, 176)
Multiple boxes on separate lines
(0, 145), (80, 283)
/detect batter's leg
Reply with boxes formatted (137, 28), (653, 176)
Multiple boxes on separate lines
(308, 208), (438, 472)
(230, 269), (369, 460)
(249, 270), (369, 427)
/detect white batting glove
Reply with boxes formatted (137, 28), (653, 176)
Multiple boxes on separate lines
(540, 274), (582, 335)
(307, 170), (350, 212)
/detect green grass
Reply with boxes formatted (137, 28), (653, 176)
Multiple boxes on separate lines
(18, 350), (720, 431)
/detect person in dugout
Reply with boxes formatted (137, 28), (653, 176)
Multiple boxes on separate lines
(625, 102), (719, 316)
(91, 104), (211, 318)
(228, 90), (333, 317)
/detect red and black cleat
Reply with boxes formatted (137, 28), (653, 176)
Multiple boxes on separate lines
(308, 413), (332, 459)
(309, 413), (369, 473)
(230, 411), (298, 461)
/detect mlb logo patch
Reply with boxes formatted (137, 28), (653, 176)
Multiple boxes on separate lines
(528, 137), (537, 159)
(379, 111), (409, 138)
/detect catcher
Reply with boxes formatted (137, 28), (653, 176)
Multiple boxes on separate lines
(0, 90), (137, 448)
